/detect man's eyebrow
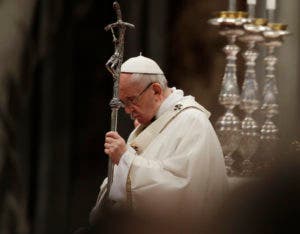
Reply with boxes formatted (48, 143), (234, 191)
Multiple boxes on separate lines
(124, 96), (135, 100)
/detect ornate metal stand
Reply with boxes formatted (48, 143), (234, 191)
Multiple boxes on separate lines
(238, 18), (268, 176)
(209, 11), (249, 175)
(209, 2), (291, 177)
(258, 23), (289, 170)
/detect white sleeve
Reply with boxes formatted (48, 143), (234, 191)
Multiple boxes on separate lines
(108, 146), (136, 202)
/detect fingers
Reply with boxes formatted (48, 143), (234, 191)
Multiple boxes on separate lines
(105, 137), (114, 144)
(104, 139), (123, 150)
(104, 143), (113, 158)
(104, 147), (110, 155)
(104, 142), (111, 149)
(105, 131), (120, 139)
(104, 132), (126, 165)
(105, 131), (119, 145)
(104, 146), (117, 164)
(104, 131), (122, 148)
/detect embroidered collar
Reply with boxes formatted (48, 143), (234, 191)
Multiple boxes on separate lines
(156, 87), (184, 119)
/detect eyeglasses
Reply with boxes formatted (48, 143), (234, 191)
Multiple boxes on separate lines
(120, 83), (153, 108)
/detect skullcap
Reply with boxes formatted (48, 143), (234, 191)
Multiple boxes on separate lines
(121, 54), (164, 75)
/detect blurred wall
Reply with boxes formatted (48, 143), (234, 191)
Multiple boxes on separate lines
(277, 1), (300, 147)
(0, 1), (36, 234)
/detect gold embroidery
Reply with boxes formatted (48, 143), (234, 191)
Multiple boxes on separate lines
(126, 174), (132, 209)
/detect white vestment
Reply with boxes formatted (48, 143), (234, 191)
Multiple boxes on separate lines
(90, 88), (228, 225)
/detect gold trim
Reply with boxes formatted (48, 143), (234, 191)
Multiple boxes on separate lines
(253, 18), (268, 26)
(126, 174), (133, 209)
(216, 11), (248, 19)
(268, 23), (288, 31)
(236, 11), (248, 19)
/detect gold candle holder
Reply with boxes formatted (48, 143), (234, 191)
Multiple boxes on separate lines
(240, 18), (269, 42)
(264, 23), (290, 39)
(209, 11), (250, 27)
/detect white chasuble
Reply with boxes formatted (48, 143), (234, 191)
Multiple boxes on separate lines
(90, 89), (228, 224)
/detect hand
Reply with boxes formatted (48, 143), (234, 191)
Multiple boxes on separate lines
(104, 131), (126, 165)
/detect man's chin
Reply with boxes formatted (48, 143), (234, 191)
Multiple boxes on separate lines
(136, 117), (150, 126)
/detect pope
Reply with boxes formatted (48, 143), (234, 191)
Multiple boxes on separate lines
(90, 55), (228, 229)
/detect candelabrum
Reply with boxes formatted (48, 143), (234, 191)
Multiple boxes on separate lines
(237, 18), (268, 176)
(258, 23), (290, 170)
(209, 11), (249, 175)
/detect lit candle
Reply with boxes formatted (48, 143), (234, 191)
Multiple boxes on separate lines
(229, 0), (237, 11)
(247, 0), (256, 4)
(266, 0), (276, 10)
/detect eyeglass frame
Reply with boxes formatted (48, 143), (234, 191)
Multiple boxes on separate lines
(120, 82), (154, 108)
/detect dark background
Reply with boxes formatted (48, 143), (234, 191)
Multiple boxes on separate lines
(0, 0), (299, 234)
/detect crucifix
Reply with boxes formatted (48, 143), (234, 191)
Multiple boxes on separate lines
(104, 1), (134, 199)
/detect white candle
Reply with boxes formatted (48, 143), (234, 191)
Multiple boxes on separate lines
(247, 0), (256, 4)
(266, 0), (276, 10)
(247, 0), (256, 18)
(229, 0), (237, 11)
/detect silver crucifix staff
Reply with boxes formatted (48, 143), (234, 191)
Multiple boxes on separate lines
(105, 1), (134, 198)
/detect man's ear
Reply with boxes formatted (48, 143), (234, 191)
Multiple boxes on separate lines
(152, 83), (163, 95)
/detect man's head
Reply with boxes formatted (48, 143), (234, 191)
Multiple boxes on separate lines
(119, 55), (170, 125)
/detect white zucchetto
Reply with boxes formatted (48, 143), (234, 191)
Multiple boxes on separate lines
(121, 55), (164, 75)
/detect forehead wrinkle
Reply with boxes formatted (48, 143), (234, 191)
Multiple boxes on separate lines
(120, 77), (141, 100)
(120, 75), (145, 95)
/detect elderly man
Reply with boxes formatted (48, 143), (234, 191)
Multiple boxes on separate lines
(90, 55), (228, 229)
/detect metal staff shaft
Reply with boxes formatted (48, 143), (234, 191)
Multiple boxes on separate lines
(105, 1), (134, 198)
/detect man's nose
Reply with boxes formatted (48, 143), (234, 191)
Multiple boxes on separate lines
(124, 105), (133, 114)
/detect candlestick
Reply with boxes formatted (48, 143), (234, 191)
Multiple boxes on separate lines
(208, 0), (291, 177)
(267, 10), (275, 23)
(238, 18), (267, 176)
(266, 0), (276, 10)
(247, 0), (256, 18)
(209, 10), (249, 176)
(258, 23), (290, 173)
(247, 0), (256, 4)
(248, 4), (256, 19)
(229, 0), (237, 11)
